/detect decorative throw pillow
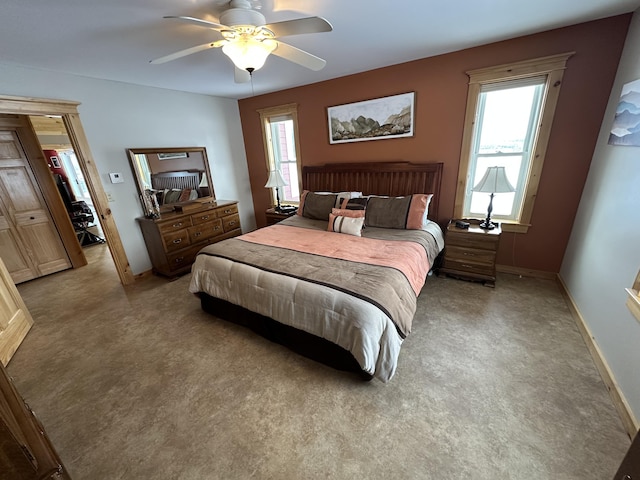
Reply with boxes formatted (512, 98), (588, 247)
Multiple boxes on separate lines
(298, 191), (363, 214)
(178, 188), (193, 202)
(365, 194), (433, 229)
(344, 197), (369, 210)
(332, 208), (365, 218)
(163, 189), (183, 204)
(299, 191), (338, 220)
(328, 214), (365, 236)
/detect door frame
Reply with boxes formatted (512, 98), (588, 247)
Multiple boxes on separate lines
(0, 94), (134, 285)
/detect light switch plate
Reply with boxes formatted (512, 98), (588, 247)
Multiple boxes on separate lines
(109, 172), (124, 184)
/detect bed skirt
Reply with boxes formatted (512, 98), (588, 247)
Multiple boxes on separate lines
(198, 293), (373, 381)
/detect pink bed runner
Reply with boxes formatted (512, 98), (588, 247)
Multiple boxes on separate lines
(239, 225), (430, 295)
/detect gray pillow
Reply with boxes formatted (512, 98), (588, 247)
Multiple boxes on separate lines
(365, 196), (412, 229)
(302, 192), (338, 220)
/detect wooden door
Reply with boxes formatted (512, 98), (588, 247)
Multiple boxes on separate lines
(0, 356), (71, 480)
(0, 255), (33, 366)
(0, 129), (71, 283)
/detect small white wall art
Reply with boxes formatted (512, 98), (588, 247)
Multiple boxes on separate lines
(609, 78), (640, 146)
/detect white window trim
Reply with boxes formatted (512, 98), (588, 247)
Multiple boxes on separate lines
(258, 103), (303, 205)
(454, 52), (574, 233)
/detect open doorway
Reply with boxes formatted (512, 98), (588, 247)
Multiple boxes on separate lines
(0, 94), (134, 286)
(31, 115), (106, 248)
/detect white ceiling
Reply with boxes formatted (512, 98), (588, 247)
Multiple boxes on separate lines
(2, 0), (639, 100)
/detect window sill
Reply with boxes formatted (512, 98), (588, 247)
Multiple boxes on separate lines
(625, 288), (640, 324)
(500, 222), (531, 234)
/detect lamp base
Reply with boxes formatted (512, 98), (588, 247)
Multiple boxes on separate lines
(479, 221), (497, 230)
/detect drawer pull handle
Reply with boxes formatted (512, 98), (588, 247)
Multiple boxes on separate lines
(172, 222), (183, 228)
(200, 215), (209, 220)
(463, 252), (475, 256)
(173, 239), (182, 244)
(194, 232), (202, 237)
(174, 257), (184, 263)
(462, 264), (473, 268)
(214, 226), (221, 230)
(224, 209), (232, 214)
(228, 221), (236, 226)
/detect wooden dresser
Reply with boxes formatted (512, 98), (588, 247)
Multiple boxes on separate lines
(137, 200), (241, 277)
(438, 219), (502, 287)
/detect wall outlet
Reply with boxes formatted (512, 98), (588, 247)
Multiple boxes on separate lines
(106, 192), (114, 202)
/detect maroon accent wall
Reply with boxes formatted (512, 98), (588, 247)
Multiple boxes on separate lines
(238, 15), (630, 273)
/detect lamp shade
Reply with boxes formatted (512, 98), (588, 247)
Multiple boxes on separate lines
(222, 37), (277, 72)
(264, 169), (288, 188)
(472, 166), (515, 194)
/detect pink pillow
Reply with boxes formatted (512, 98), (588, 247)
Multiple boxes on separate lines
(331, 208), (365, 218)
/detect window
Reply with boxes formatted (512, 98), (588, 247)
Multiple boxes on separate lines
(258, 103), (302, 204)
(455, 53), (573, 233)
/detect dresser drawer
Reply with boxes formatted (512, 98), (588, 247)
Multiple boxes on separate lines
(191, 211), (216, 225)
(446, 231), (499, 250)
(158, 218), (192, 234)
(217, 204), (238, 218)
(188, 219), (223, 242)
(445, 245), (495, 267)
(222, 214), (240, 232)
(167, 245), (202, 272)
(442, 258), (494, 277)
(162, 229), (191, 252)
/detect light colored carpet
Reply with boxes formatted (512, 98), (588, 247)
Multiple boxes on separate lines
(10, 245), (630, 479)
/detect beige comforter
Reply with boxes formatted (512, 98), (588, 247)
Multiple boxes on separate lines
(189, 216), (444, 381)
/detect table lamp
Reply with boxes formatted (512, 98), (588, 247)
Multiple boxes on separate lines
(472, 166), (515, 230)
(264, 169), (288, 212)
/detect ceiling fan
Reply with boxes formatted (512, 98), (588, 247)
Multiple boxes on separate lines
(150, 0), (333, 83)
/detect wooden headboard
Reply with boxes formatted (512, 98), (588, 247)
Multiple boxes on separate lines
(302, 162), (443, 223)
(151, 171), (200, 191)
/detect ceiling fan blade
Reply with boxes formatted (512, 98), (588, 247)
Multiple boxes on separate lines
(234, 68), (251, 83)
(263, 16), (332, 37)
(164, 16), (227, 31)
(150, 40), (225, 64)
(272, 42), (326, 71)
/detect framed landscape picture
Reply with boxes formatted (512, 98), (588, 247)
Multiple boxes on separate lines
(328, 92), (415, 144)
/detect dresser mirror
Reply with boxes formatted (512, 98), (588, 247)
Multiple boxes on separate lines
(127, 147), (215, 214)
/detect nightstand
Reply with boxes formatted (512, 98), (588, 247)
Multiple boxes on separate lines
(265, 207), (297, 226)
(438, 219), (502, 287)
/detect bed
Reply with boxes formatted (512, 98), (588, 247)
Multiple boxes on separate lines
(189, 162), (444, 381)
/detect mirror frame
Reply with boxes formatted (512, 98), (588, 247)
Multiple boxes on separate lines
(126, 146), (216, 213)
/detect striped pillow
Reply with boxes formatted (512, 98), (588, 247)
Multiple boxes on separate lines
(332, 208), (365, 218)
(328, 214), (365, 236)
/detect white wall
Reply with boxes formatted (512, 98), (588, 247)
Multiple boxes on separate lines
(560, 11), (640, 425)
(0, 62), (255, 275)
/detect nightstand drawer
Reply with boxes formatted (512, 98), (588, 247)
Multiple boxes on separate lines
(446, 231), (500, 250)
(445, 245), (495, 266)
(442, 258), (494, 276)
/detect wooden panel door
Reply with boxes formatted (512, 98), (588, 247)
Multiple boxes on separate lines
(0, 130), (71, 283)
(0, 355), (71, 479)
(0, 255), (33, 366)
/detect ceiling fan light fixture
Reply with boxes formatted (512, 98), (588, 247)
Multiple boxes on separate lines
(222, 35), (276, 71)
